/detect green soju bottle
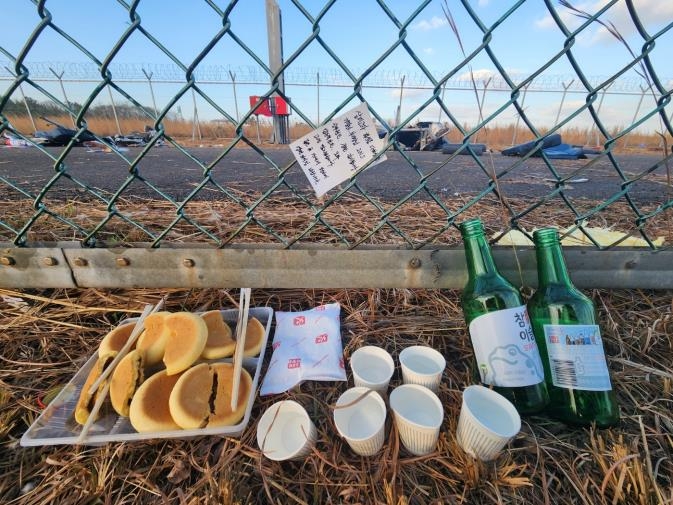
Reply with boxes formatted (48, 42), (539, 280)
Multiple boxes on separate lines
(527, 228), (619, 427)
(459, 218), (549, 414)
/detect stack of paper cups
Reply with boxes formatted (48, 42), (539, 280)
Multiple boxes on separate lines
(456, 385), (521, 461)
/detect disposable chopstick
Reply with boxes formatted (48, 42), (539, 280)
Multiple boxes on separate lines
(230, 288), (251, 410)
(77, 381), (111, 444)
(79, 298), (165, 443)
(86, 301), (159, 397)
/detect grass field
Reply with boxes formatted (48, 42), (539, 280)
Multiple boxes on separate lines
(1, 196), (672, 505)
(5, 113), (671, 153)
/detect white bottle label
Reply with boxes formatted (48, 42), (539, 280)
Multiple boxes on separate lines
(468, 305), (545, 387)
(542, 324), (612, 391)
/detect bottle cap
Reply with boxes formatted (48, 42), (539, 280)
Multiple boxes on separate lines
(533, 227), (560, 246)
(459, 218), (484, 237)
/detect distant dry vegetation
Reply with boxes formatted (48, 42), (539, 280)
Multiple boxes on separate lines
(5, 113), (670, 153)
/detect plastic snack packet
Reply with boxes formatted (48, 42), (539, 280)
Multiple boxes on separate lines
(260, 303), (346, 395)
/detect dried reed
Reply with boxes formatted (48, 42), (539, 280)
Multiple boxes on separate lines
(1, 196), (672, 504)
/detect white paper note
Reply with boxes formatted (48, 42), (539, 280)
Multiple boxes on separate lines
(290, 102), (387, 197)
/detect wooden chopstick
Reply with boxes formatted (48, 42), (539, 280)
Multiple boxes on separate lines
(76, 381), (111, 444)
(87, 299), (162, 397)
(230, 288), (251, 410)
(78, 297), (165, 443)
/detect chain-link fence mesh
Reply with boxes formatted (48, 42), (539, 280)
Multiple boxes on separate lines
(1, 0), (672, 254)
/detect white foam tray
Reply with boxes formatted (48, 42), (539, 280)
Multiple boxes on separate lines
(21, 306), (273, 446)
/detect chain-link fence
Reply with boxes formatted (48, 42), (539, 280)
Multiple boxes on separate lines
(1, 0), (672, 288)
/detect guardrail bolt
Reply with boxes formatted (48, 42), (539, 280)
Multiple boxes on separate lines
(73, 257), (88, 267)
(1, 256), (16, 266)
(43, 257), (57, 266)
(116, 257), (130, 267)
(182, 258), (195, 268)
(409, 257), (422, 269)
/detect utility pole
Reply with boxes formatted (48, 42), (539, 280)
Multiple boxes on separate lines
(396, 75), (405, 127)
(266, 0), (289, 143)
(229, 70), (240, 123)
(50, 67), (76, 128)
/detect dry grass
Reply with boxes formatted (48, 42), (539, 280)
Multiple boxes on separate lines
(6, 114), (671, 153)
(2, 193), (672, 248)
(1, 196), (673, 504)
(1, 286), (672, 504)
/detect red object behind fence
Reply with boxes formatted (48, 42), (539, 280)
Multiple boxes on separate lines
(249, 96), (290, 117)
(249, 96), (272, 117)
(271, 96), (289, 115)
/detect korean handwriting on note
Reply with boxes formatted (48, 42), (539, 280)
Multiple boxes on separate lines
(290, 102), (387, 197)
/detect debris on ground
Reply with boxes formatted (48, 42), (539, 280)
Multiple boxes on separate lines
(380, 121), (451, 151)
(501, 133), (602, 160)
(1, 132), (33, 147)
(112, 126), (164, 147)
(442, 142), (487, 155)
(32, 116), (101, 146)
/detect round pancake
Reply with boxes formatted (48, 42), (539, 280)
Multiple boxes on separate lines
(163, 312), (208, 375)
(74, 351), (117, 425)
(98, 321), (136, 357)
(168, 362), (252, 429)
(129, 369), (182, 433)
(200, 310), (236, 359)
(209, 362), (252, 427)
(136, 312), (171, 366)
(242, 317), (265, 357)
(168, 362), (214, 429)
(109, 349), (144, 417)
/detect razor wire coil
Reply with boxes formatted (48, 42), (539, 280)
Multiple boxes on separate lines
(1, 0), (672, 252)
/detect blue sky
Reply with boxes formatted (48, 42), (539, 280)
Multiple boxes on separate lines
(1, 0), (672, 134)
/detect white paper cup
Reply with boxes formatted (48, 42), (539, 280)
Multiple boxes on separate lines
(350, 346), (395, 395)
(456, 385), (521, 461)
(333, 387), (387, 456)
(399, 346), (446, 393)
(257, 400), (317, 461)
(389, 384), (444, 456)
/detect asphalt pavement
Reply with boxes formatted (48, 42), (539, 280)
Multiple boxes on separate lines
(1, 144), (671, 207)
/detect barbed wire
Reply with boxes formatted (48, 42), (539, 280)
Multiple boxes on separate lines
(1, 60), (666, 94)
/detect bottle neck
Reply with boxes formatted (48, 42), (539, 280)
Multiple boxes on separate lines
(534, 229), (572, 286)
(461, 221), (499, 278)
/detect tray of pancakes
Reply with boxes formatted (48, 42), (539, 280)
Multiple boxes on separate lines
(21, 306), (272, 446)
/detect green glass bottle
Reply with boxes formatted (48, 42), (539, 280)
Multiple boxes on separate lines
(527, 228), (619, 427)
(459, 218), (549, 414)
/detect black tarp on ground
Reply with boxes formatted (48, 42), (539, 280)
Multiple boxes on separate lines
(501, 133), (600, 160)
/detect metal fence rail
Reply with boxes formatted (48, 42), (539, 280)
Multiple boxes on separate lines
(1, 0), (673, 289)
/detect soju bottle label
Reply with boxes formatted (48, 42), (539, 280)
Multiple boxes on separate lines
(468, 305), (545, 387)
(542, 324), (612, 391)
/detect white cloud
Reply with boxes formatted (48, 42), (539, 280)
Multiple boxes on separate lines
(535, 0), (673, 43)
(534, 2), (588, 30)
(423, 47), (435, 55)
(388, 87), (429, 100)
(457, 68), (498, 81)
(412, 16), (448, 31)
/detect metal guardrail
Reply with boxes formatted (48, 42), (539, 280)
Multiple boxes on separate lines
(1, 0), (672, 288)
(2, 244), (673, 289)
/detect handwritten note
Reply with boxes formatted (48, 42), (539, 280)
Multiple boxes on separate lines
(290, 102), (387, 197)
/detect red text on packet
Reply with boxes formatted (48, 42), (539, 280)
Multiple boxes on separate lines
(272, 341), (281, 350)
(315, 333), (328, 344)
(287, 358), (301, 369)
(293, 316), (306, 326)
